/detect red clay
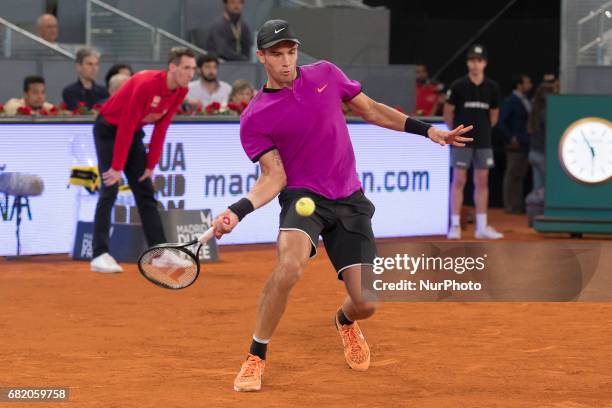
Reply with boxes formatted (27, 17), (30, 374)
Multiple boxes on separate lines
(1, 210), (611, 407)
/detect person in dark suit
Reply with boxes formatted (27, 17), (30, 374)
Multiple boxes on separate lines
(62, 47), (109, 110)
(498, 73), (533, 214)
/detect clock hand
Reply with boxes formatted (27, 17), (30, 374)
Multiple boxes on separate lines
(582, 134), (595, 158)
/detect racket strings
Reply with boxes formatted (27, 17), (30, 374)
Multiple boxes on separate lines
(140, 247), (198, 289)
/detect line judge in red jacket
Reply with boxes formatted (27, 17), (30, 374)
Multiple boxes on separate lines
(90, 47), (196, 273)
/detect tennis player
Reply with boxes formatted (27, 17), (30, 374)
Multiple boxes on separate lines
(212, 20), (473, 392)
(90, 47), (196, 273)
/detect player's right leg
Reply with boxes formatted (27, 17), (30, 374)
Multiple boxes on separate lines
(320, 190), (377, 372)
(233, 230), (312, 392)
(91, 117), (122, 273)
(448, 149), (469, 240)
(336, 265), (376, 371)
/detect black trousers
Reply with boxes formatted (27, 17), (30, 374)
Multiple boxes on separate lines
(503, 150), (529, 213)
(92, 116), (166, 257)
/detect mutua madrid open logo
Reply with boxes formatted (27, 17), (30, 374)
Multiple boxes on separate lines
(154, 142), (185, 210)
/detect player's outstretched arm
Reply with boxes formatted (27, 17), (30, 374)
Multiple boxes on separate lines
(213, 149), (287, 238)
(347, 92), (474, 147)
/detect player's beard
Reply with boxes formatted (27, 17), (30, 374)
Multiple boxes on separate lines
(202, 75), (217, 83)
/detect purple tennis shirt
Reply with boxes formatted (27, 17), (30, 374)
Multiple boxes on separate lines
(239, 60), (362, 200)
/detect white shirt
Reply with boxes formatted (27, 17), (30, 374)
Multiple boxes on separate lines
(187, 79), (232, 107)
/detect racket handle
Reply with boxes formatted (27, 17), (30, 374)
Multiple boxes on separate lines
(198, 227), (216, 244)
(198, 216), (231, 244)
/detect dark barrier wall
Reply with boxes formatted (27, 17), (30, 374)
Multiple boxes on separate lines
(365, 0), (560, 95)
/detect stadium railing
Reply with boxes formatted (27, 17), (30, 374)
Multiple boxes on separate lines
(577, 0), (612, 65)
(0, 16), (75, 60)
(85, 0), (207, 61)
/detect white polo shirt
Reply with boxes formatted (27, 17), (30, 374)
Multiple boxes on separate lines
(187, 79), (232, 107)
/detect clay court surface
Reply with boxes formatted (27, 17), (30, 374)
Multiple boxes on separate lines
(1, 210), (612, 407)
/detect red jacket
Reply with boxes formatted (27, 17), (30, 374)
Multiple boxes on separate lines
(99, 70), (187, 171)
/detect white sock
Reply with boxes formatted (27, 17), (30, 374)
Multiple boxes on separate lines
(476, 213), (487, 230)
(451, 215), (460, 227)
(252, 335), (270, 345)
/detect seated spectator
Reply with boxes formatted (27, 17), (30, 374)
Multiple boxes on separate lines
(187, 54), (231, 108)
(108, 74), (130, 96)
(228, 79), (255, 105)
(36, 14), (58, 44)
(205, 0), (253, 61)
(62, 47), (109, 110)
(104, 64), (133, 90)
(227, 79), (255, 114)
(415, 63), (440, 116)
(4, 76), (54, 115)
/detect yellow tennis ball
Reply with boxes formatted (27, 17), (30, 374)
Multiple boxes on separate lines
(295, 197), (316, 217)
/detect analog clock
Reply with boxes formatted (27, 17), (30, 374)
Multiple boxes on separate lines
(558, 117), (612, 184)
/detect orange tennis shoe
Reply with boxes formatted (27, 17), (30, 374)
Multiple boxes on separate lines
(334, 311), (370, 371)
(233, 354), (265, 392)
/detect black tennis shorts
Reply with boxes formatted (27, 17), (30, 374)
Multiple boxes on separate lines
(278, 188), (377, 280)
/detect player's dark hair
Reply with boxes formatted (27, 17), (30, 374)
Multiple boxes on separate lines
(105, 64), (133, 89)
(23, 75), (45, 92)
(168, 47), (196, 66)
(197, 54), (219, 68)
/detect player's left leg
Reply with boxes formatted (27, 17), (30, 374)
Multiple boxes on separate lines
(234, 189), (324, 392)
(123, 129), (166, 247)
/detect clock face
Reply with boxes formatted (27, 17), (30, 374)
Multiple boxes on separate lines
(559, 117), (612, 184)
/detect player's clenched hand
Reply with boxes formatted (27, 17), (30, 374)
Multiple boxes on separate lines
(102, 168), (122, 186)
(213, 209), (239, 239)
(427, 124), (474, 147)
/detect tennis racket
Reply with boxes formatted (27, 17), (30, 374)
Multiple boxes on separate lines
(138, 216), (230, 290)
